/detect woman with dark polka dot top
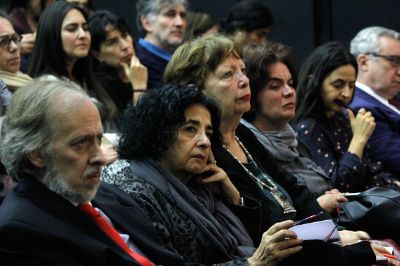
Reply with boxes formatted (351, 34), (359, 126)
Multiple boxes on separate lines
(294, 42), (400, 192)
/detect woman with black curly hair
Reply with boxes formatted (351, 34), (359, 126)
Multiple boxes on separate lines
(221, 0), (273, 49)
(102, 84), (303, 265)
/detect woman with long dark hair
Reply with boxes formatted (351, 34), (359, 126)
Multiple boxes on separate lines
(89, 10), (147, 112)
(28, 1), (117, 131)
(294, 42), (400, 192)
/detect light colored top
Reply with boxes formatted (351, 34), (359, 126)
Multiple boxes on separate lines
(241, 119), (331, 196)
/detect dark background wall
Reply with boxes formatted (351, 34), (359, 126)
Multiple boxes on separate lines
(1, 0), (400, 64)
(92, 0), (400, 63)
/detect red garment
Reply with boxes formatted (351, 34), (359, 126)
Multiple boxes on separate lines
(78, 203), (153, 266)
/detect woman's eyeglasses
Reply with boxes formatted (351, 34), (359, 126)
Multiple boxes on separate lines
(0, 33), (22, 50)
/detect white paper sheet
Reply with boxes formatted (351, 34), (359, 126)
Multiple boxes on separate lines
(290, 219), (340, 241)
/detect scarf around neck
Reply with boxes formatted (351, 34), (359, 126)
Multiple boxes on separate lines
(0, 70), (32, 92)
(241, 120), (332, 195)
(241, 120), (299, 162)
(129, 159), (254, 260)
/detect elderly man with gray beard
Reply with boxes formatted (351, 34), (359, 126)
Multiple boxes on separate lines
(0, 80), (182, 265)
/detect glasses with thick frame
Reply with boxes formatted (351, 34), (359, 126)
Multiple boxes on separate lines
(0, 33), (22, 50)
(366, 52), (400, 68)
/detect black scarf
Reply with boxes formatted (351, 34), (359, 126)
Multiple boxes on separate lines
(129, 159), (254, 259)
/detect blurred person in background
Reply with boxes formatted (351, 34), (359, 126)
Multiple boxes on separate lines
(183, 10), (218, 42)
(89, 10), (147, 113)
(0, 10), (32, 115)
(28, 1), (117, 133)
(135, 0), (187, 89)
(6, 0), (53, 72)
(221, 0), (273, 49)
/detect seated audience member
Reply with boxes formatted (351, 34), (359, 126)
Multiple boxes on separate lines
(349, 26), (400, 176)
(135, 0), (187, 89)
(7, 0), (39, 35)
(103, 84), (303, 265)
(293, 42), (400, 192)
(163, 34), (385, 266)
(183, 10), (218, 42)
(0, 79), (182, 265)
(6, 0), (50, 73)
(221, 0), (273, 49)
(89, 10), (148, 110)
(241, 42), (347, 213)
(28, 1), (117, 132)
(0, 11), (32, 93)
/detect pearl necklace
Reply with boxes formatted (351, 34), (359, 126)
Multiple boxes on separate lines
(224, 136), (296, 214)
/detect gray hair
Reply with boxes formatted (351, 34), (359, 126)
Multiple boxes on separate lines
(136, 0), (188, 34)
(350, 26), (400, 56)
(0, 80), (86, 181)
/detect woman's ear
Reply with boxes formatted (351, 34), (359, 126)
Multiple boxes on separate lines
(27, 150), (45, 169)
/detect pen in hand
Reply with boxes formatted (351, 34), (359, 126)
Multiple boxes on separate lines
(293, 211), (324, 226)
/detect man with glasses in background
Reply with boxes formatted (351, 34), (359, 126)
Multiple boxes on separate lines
(0, 11), (31, 115)
(350, 26), (400, 176)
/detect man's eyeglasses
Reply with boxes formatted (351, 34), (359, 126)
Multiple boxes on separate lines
(0, 33), (22, 50)
(366, 52), (400, 68)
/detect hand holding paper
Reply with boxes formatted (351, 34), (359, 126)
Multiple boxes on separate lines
(290, 219), (340, 241)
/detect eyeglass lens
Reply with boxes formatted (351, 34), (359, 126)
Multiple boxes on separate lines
(0, 34), (21, 49)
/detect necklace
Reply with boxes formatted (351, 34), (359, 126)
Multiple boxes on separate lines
(223, 136), (296, 214)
